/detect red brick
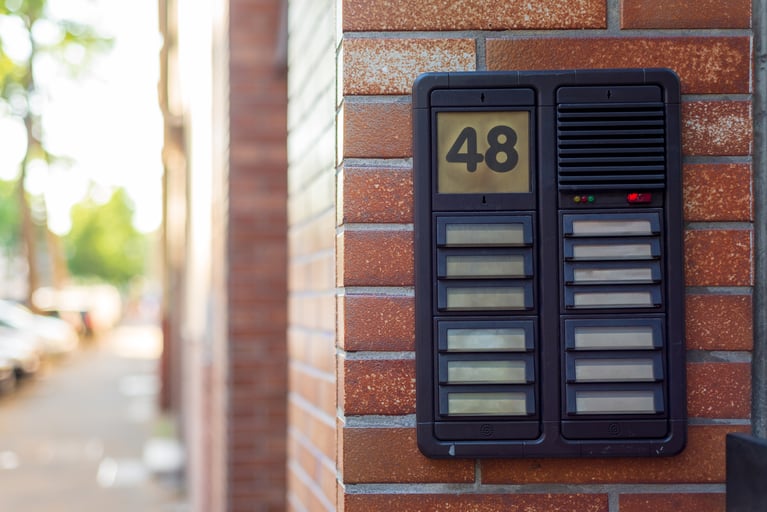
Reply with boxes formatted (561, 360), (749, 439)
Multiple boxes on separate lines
(288, 251), (334, 293)
(339, 294), (414, 352)
(343, 101), (412, 158)
(683, 101), (752, 156)
(684, 163), (752, 222)
(687, 362), (751, 419)
(289, 209), (335, 258)
(620, 493), (725, 512)
(227, 1), (288, 510)
(288, 328), (336, 376)
(341, 427), (474, 483)
(686, 294), (753, 351)
(343, 493), (609, 512)
(290, 443), (336, 512)
(482, 425), (749, 485)
(343, 0), (605, 31)
(343, 38), (475, 95)
(482, 425), (749, 484)
(684, 229), (752, 287)
(486, 37), (750, 95)
(288, 293), (335, 333)
(289, 399), (336, 461)
(341, 359), (415, 415)
(286, 0), (336, 510)
(291, 364), (336, 417)
(340, 166), (413, 224)
(289, 463), (334, 512)
(621, 0), (750, 28)
(338, 229), (414, 287)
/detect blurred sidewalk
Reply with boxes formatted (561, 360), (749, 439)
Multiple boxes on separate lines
(0, 321), (187, 512)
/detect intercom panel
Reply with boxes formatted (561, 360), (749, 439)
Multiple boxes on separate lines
(413, 69), (684, 458)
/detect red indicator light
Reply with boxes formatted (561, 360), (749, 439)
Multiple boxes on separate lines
(627, 192), (652, 204)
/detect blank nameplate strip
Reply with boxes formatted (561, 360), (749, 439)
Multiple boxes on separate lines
(447, 328), (528, 352)
(572, 243), (653, 259)
(574, 359), (656, 382)
(447, 360), (528, 384)
(446, 254), (527, 278)
(572, 291), (655, 308)
(571, 219), (653, 236)
(445, 287), (528, 310)
(447, 392), (528, 416)
(574, 390), (657, 415)
(445, 223), (526, 246)
(573, 267), (654, 283)
(573, 326), (656, 350)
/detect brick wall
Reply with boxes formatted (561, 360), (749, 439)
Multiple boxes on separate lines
(286, 0), (338, 510)
(227, 0), (289, 510)
(333, 1), (754, 511)
(161, 0), (230, 509)
(163, 0), (289, 509)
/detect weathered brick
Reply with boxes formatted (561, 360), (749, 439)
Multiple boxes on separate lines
(340, 166), (413, 224)
(338, 229), (414, 287)
(343, 493), (609, 512)
(684, 163), (752, 222)
(683, 101), (752, 156)
(343, 38), (476, 95)
(621, 0), (750, 29)
(687, 362), (751, 419)
(342, 101), (412, 158)
(686, 294), (753, 351)
(340, 359), (415, 415)
(343, 0), (606, 31)
(341, 427), (474, 483)
(482, 425), (749, 484)
(339, 294), (414, 352)
(486, 37), (750, 94)
(684, 229), (752, 287)
(619, 493), (725, 512)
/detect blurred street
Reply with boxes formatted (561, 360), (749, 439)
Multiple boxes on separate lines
(0, 322), (187, 511)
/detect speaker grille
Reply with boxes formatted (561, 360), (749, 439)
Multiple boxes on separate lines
(557, 102), (666, 190)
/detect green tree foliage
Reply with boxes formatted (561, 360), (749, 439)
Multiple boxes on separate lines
(1, 0), (111, 299)
(0, 0), (112, 167)
(65, 188), (147, 286)
(0, 179), (20, 251)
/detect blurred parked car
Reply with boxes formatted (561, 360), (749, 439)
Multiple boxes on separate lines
(33, 286), (122, 338)
(0, 327), (41, 378)
(0, 300), (79, 357)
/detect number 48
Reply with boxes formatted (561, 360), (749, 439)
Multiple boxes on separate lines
(446, 125), (519, 173)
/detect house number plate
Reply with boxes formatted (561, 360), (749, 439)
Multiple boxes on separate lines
(436, 111), (531, 194)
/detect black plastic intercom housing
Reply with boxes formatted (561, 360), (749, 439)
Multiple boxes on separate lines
(413, 69), (685, 458)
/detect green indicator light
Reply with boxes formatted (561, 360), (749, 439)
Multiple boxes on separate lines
(588, 195), (595, 203)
